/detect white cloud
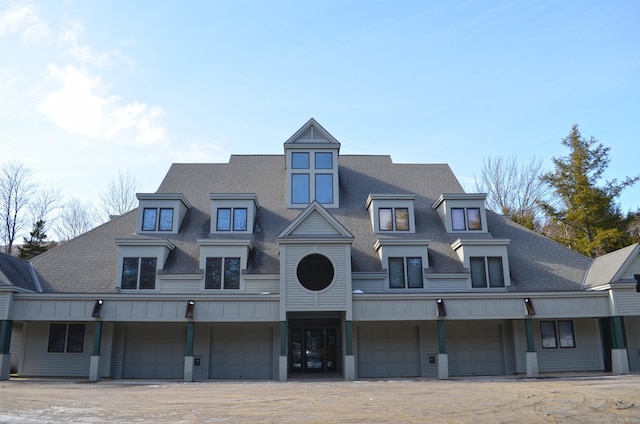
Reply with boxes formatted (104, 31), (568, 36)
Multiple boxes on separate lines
(39, 64), (166, 144)
(58, 18), (124, 68)
(0, 1), (49, 42)
(168, 141), (230, 163)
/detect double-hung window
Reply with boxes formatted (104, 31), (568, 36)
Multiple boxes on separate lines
(121, 257), (157, 289)
(48, 323), (86, 353)
(470, 256), (504, 288)
(451, 207), (481, 231)
(142, 208), (173, 231)
(291, 152), (334, 205)
(389, 257), (423, 289)
(540, 320), (575, 349)
(379, 207), (409, 231)
(216, 208), (248, 231)
(205, 257), (240, 289)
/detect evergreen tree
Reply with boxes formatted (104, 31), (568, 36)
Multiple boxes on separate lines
(540, 124), (639, 257)
(18, 219), (50, 259)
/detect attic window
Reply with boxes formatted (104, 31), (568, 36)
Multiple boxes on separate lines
(142, 208), (173, 231)
(379, 208), (409, 231)
(451, 208), (481, 231)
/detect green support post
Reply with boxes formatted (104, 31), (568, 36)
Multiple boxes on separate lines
(186, 321), (195, 356)
(0, 321), (12, 355)
(525, 319), (535, 352)
(611, 316), (626, 350)
(345, 321), (353, 355)
(280, 321), (286, 356)
(438, 320), (446, 354)
(92, 321), (103, 356)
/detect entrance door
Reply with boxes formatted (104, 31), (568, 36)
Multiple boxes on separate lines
(290, 327), (337, 373)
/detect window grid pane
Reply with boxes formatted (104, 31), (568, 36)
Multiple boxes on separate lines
(451, 208), (466, 230)
(406, 257), (423, 288)
(121, 258), (139, 289)
(487, 257), (504, 287)
(315, 174), (333, 204)
(379, 208), (393, 231)
(315, 152), (332, 169)
(158, 208), (173, 231)
(217, 208), (231, 231)
(389, 257), (405, 288)
(224, 258), (240, 289)
(395, 208), (409, 231)
(558, 321), (575, 348)
(540, 321), (558, 348)
(142, 208), (157, 231)
(47, 323), (67, 353)
(233, 208), (248, 231)
(66, 324), (85, 353)
(205, 257), (222, 289)
(292, 152), (309, 169)
(139, 258), (157, 289)
(467, 208), (482, 230)
(470, 257), (487, 288)
(292, 174), (310, 203)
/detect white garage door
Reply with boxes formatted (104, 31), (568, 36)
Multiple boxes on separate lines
(448, 321), (504, 376)
(210, 326), (274, 379)
(357, 325), (420, 378)
(123, 325), (185, 379)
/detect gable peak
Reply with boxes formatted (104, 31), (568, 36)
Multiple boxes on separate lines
(284, 118), (341, 147)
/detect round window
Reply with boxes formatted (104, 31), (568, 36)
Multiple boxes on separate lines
(296, 254), (334, 291)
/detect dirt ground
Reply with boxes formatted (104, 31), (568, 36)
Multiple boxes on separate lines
(0, 374), (639, 423)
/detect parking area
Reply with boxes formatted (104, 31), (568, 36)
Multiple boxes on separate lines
(1, 374), (639, 423)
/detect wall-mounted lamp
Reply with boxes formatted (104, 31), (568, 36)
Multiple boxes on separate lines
(524, 298), (535, 316)
(436, 298), (446, 317)
(634, 274), (640, 293)
(92, 299), (103, 318)
(185, 300), (195, 318)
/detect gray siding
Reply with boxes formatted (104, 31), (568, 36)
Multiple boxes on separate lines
(291, 211), (341, 235)
(419, 322), (439, 378)
(621, 256), (640, 280)
(446, 320), (508, 376)
(0, 293), (10, 319)
(625, 316), (640, 372)
(612, 288), (640, 316)
(9, 322), (22, 372)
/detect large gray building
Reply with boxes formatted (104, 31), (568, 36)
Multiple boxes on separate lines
(1, 119), (639, 381)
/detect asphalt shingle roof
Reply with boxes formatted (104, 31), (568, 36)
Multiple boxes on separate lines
(0, 252), (41, 292)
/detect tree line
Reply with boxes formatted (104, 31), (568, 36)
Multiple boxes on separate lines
(2, 124), (639, 260)
(0, 165), (138, 259)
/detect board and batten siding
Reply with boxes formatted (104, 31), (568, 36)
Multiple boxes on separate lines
(283, 245), (350, 312)
(19, 321), (111, 377)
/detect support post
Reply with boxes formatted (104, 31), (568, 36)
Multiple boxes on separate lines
(437, 320), (448, 380)
(524, 319), (538, 378)
(0, 320), (13, 381)
(89, 321), (102, 382)
(344, 320), (355, 381)
(278, 321), (287, 381)
(184, 321), (195, 382)
(610, 316), (630, 375)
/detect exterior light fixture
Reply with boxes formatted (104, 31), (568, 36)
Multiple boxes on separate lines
(92, 299), (103, 318)
(524, 298), (535, 316)
(185, 300), (195, 318)
(436, 298), (446, 317)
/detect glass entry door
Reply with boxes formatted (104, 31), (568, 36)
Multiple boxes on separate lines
(290, 328), (337, 373)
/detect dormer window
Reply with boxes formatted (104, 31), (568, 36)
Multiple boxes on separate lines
(136, 193), (191, 235)
(142, 208), (174, 231)
(366, 194), (416, 234)
(210, 194), (258, 234)
(285, 119), (340, 208)
(470, 256), (504, 288)
(451, 207), (482, 231)
(451, 239), (511, 290)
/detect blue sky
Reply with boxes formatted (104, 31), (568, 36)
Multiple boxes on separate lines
(1, 0), (639, 226)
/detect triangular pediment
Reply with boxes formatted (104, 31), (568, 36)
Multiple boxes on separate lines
(284, 118), (341, 147)
(278, 201), (353, 240)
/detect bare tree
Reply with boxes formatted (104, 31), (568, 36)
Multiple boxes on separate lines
(54, 197), (100, 241)
(100, 170), (139, 219)
(474, 156), (551, 230)
(28, 186), (61, 227)
(0, 161), (36, 254)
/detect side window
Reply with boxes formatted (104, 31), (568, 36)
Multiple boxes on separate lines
(121, 257), (157, 289)
(205, 257), (240, 289)
(389, 257), (423, 289)
(48, 323), (86, 353)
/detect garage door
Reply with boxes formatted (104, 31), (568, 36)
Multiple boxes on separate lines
(210, 326), (274, 379)
(448, 321), (504, 376)
(123, 325), (185, 379)
(357, 325), (420, 378)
